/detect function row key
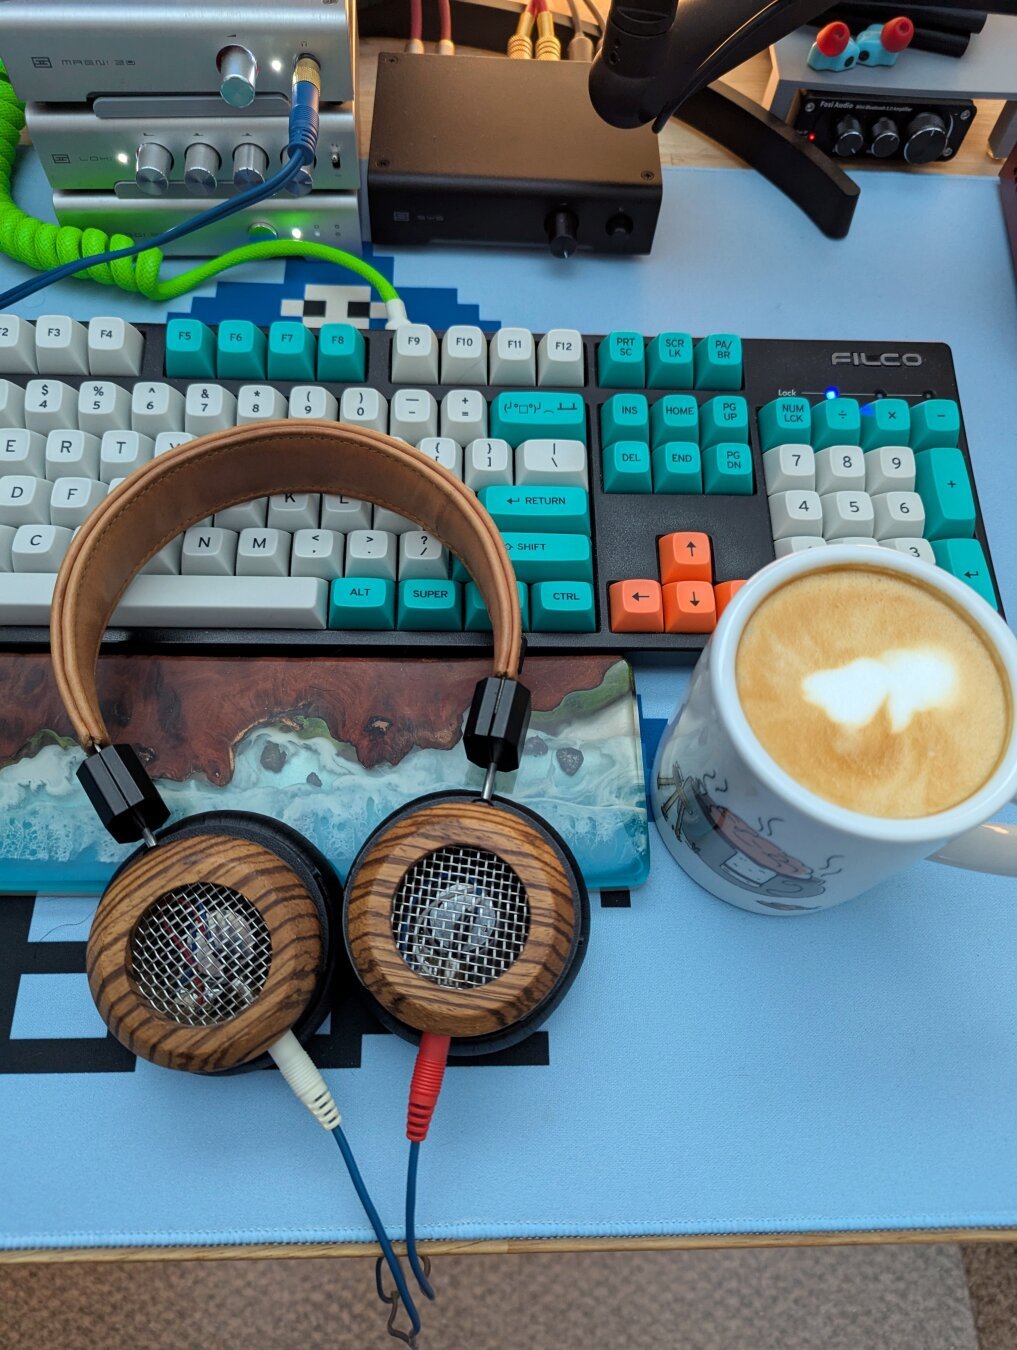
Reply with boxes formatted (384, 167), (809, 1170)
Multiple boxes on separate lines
(0, 314), (144, 377)
(391, 325), (586, 389)
(166, 319), (366, 383)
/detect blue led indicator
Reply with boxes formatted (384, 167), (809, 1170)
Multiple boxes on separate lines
(824, 386), (839, 400)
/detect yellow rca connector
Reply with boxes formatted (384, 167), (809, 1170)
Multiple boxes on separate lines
(535, 9), (561, 59)
(508, 7), (535, 57)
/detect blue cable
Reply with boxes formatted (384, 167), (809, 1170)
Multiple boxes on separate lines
(406, 1141), (436, 1299)
(331, 1126), (422, 1342)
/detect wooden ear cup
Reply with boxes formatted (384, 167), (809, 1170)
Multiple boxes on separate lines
(344, 796), (587, 1042)
(86, 830), (326, 1073)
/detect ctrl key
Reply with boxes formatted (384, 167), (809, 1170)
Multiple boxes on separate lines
(329, 577), (396, 629)
(531, 580), (596, 631)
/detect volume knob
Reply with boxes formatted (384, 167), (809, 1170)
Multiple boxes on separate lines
(870, 117), (900, 158)
(904, 113), (948, 165)
(218, 46), (258, 109)
(184, 143), (221, 196)
(546, 208), (579, 259)
(135, 143), (173, 196)
(833, 116), (864, 157)
(233, 143), (269, 189)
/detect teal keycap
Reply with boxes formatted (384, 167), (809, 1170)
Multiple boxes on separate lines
(479, 485), (590, 534)
(329, 577), (396, 629)
(911, 399), (960, 451)
(465, 580), (530, 632)
(531, 580), (596, 632)
(811, 396), (861, 450)
(859, 397), (910, 450)
(397, 579), (462, 630)
(699, 395), (749, 447)
(501, 533), (593, 583)
(932, 538), (998, 609)
(646, 332), (694, 389)
(317, 323), (365, 381)
(758, 396), (811, 450)
(650, 393), (698, 447)
(217, 320), (266, 379)
(653, 441), (702, 493)
(165, 318), (216, 379)
(915, 447), (976, 540)
(693, 333), (743, 390)
(598, 331), (645, 387)
(267, 321), (316, 381)
(490, 391), (587, 447)
(600, 393), (649, 446)
(603, 440), (652, 493)
(704, 442), (754, 495)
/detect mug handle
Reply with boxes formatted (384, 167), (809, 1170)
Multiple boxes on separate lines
(931, 799), (1017, 877)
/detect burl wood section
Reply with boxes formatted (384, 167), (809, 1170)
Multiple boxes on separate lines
(346, 800), (578, 1039)
(0, 654), (615, 777)
(87, 834), (323, 1073)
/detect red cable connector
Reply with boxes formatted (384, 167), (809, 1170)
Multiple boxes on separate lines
(406, 1032), (451, 1142)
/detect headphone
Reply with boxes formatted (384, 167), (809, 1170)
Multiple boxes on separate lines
(51, 420), (590, 1075)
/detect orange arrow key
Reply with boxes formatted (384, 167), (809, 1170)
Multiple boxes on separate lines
(658, 531), (712, 584)
(663, 580), (717, 633)
(609, 579), (663, 632)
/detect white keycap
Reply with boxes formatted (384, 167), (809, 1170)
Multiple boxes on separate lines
(185, 383), (237, 435)
(0, 571), (56, 620)
(0, 315), (37, 374)
(416, 436), (463, 478)
(77, 381), (131, 437)
(465, 438), (513, 490)
(112, 575), (328, 628)
(391, 324), (439, 384)
(0, 380), (25, 428)
(864, 445), (916, 495)
(537, 329), (584, 387)
(215, 499), (268, 530)
(838, 536), (881, 548)
(390, 389), (438, 443)
(883, 537), (936, 564)
(268, 493), (320, 531)
(0, 476), (52, 526)
(815, 444), (865, 495)
(373, 506), (415, 534)
(35, 315), (88, 375)
(45, 429), (100, 480)
(762, 443), (816, 494)
(236, 384), (287, 424)
(11, 523), (72, 572)
(181, 526), (238, 576)
(291, 528), (344, 580)
(872, 490), (925, 540)
(99, 430), (154, 481)
(515, 438), (589, 489)
(0, 523), (15, 570)
(769, 489), (823, 539)
(25, 380), (77, 433)
(141, 538), (183, 575)
(237, 527), (291, 577)
(154, 431), (196, 457)
(821, 490), (874, 539)
(339, 386), (388, 432)
(132, 382), (185, 436)
(288, 385), (338, 421)
(440, 390), (487, 443)
(399, 531), (448, 580)
(441, 326), (487, 384)
(774, 535), (828, 557)
(87, 317), (144, 376)
(321, 496), (372, 532)
(490, 328), (536, 386)
(50, 477), (106, 527)
(346, 529), (397, 581)
(0, 429), (45, 475)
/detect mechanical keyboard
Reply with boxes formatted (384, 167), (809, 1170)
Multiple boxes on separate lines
(0, 313), (1003, 657)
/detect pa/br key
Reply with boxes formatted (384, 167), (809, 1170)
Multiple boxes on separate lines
(490, 391), (586, 447)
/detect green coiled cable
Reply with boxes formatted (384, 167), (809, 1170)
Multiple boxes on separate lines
(0, 57), (402, 309)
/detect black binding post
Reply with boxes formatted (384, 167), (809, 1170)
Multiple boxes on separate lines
(77, 744), (170, 844)
(463, 677), (532, 773)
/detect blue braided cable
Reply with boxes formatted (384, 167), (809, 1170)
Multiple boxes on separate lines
(406, 1141), (436, 1299)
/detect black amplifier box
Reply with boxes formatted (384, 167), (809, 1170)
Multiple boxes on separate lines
(367, 53), (662, 256)
(792, 92), (976, 165)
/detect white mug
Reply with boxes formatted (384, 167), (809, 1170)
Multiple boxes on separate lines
(651, 545), (1017, 914)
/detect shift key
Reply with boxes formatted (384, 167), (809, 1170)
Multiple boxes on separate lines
(455, 532), (593, 583)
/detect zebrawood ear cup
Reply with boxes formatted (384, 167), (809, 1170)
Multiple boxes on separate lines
(344, 793), (588, 1046)
(86, 813), (342, 1074)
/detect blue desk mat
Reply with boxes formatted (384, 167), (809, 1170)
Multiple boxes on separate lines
(2, 160), (1017, 1248)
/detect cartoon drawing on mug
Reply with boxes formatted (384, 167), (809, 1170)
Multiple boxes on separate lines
(655, 762), (843, 909)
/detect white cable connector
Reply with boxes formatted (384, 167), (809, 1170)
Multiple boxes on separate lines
(405, 37), (426, 53)
(385, 297), (411, 329)
(437, 38), (455, 55)
(269, 1030), (341, 1130)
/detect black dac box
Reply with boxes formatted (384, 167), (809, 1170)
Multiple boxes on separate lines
(367, 53), (662, 255)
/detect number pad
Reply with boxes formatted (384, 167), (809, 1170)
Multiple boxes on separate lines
(24, 380), (77, 434)
(864, 445), (915, 495)
(883, 537), (935, 564)
(339, 387), (388, 432)
(821, 490), (875, 539)
(769, 489), (823, 539)
(872, 491), (925, 540)
(814, 445), (865, 495)
(762, 444), (815, 494)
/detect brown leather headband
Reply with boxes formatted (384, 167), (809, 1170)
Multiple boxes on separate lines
(51, 420), (525, 750)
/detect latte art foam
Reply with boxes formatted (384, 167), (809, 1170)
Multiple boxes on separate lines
(736, 566), (1011, 819)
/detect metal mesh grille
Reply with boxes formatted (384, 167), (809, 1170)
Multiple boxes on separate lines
(130, 884), (272, 1026)
(392, 846), (529, 990)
